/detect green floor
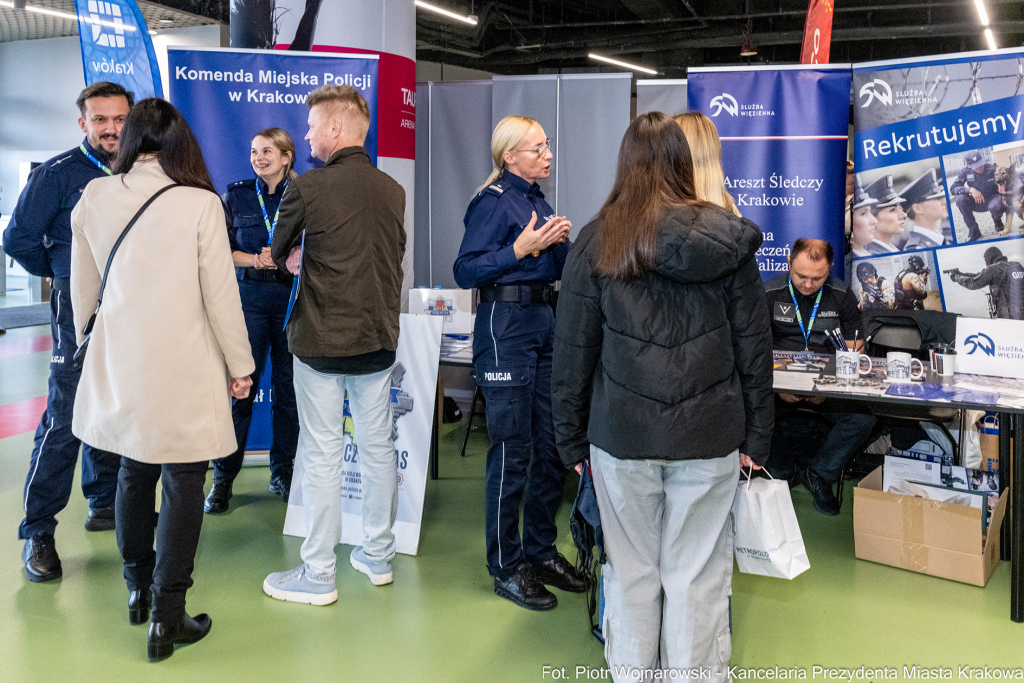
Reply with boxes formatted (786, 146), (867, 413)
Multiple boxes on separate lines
(1, 323), (1022, 681)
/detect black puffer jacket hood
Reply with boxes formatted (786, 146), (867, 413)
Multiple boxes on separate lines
(649, 205), (764, 286)
(551, 205), (774, 467)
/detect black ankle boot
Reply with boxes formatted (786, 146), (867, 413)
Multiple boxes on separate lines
(148, 612), (212, 662)
(129, 588), (152, 625)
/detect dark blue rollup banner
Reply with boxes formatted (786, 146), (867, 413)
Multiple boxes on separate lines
(851, 48), (1024, 321)
(168, 47), (379, 450)
(688, 65), (852, 279)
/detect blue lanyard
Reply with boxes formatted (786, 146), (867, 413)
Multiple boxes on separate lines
(788, 278), (823, 352)
(79, 144), (112, 175)
(256, 179), (288, 242)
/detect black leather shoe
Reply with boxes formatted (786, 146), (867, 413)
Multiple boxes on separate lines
(204, 480), (232, 514)
(148, 612), (212, 662)
(269, 470), (292, 503)
(804, 467), (841, 516)
(23, 533), (61, 582)
(129, 588), (153, 625)
(529, 553), (587, 593)
(84, 505), (115, 532)
(493, 563), (557, 611)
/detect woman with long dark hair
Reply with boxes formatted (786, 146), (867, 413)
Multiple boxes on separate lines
(204, 128), (300, 514)
(551, 112), (773, 679)
(70, 98), (254, 662)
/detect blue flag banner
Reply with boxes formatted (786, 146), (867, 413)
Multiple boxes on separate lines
(687, 65), (852, 280)
(169, 47), (379, 450)
(851, 48), (1024, 321)
(73, 0), (162, 100)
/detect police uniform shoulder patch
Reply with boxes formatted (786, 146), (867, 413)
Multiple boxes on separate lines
(483, 182), (505, 196)
(227, 178), (256, 191)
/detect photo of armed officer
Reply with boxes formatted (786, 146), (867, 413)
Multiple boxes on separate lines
(936, 239), (1024, 319)
(850, 252), (941, 311)
(855, 158), (944, 252)
(942, 149), (1014, 243)
(939, 243), (1024, 320)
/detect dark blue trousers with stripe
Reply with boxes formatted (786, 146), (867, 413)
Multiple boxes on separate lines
(473, 301), (567, 579)
(19, 287), (120, 540)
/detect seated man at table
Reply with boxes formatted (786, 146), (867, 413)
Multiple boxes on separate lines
(764, 239), (877, 515)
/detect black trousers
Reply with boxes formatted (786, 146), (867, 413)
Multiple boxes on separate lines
(115, 457), (207, 623)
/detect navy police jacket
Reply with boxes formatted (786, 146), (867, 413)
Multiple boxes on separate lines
(453, 170), (570, 289)
(225, 177), (287, 255)
(950, 163), (999, 201)
(2, 139), (111, 278)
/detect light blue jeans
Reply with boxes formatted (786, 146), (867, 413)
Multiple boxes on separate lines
(293, 358), (398, 575)
(590, 445), (739, 683)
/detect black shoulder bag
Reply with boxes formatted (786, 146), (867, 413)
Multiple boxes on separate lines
(72, 183), (181, 369)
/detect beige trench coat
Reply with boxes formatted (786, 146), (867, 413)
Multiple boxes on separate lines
(70, 157), (255, 464)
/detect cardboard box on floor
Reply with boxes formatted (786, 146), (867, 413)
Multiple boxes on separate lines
(853, 466), (1007, 587)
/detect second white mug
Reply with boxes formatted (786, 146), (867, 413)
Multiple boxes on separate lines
(887, 352), (925, 382)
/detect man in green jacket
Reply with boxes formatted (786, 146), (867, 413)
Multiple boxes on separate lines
(264, 84), (407, 606)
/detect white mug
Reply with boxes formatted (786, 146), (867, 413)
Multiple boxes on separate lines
(836, 350), (872, 381)
(887, 352), (925, 382)
(930, 351), (956, 377)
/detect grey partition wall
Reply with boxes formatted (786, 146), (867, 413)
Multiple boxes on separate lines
(558, 74), (632, 235)
(413, 82), (431, 288)
(422, 80), (495, 289)
(636, 79), (688, 117)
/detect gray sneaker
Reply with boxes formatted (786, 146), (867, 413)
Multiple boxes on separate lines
(263, 564), (338, 605)
(350, 547), (393, 586)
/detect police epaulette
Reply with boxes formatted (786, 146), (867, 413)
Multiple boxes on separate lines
(227, 178), (256, 190)
(485, 183), (505, 195)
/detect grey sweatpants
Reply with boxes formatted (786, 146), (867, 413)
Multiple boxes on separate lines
(591, 445), (739, 683)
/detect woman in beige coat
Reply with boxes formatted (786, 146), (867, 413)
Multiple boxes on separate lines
(70, 98), (254, 662)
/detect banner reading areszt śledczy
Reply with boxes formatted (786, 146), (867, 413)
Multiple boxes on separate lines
(168, 47), (379, 450)
(852, 48), (1024, 321)
(688, 65), (852, 280)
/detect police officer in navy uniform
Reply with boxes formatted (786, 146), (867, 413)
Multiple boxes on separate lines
(204, 128), (300, 514)
(454, 116), (585, 610)
(951, 151), (1003, 242)
(1, 82), (131, 582)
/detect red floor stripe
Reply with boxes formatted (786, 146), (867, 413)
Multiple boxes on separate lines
(0, 396), (47, 439)
(0, 335), (52, 360)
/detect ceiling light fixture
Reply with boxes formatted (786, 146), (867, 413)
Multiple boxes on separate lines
(414, 1), (477, 25)
(588, 53), (658, 75)
(974, 0), (990, 26)
(985, 28), (998, 50)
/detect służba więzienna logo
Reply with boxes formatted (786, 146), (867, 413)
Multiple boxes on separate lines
(710, 93), (739, 117)
(859, 79), (893, 108)
(964, 333), (996, 356)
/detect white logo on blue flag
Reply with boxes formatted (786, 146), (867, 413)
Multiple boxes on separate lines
(74, 0), (163, 100)
(87, 0), (126, 47)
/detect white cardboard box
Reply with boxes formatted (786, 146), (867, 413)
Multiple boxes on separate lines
(409, 288), (474, 334)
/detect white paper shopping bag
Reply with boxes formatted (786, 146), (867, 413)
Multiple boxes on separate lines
(732, 469), (810, 579)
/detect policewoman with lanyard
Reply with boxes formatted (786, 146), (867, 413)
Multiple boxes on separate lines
(204, 128), (300, 514)
(764, 239), (874, 515)
(453, 115), (585, 611)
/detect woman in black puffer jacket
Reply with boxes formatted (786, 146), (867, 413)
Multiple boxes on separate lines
(551, 112), (773, 681)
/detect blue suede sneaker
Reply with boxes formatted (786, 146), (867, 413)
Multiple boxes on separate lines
(350, 547), (393, 586)
(263, 564), (338, 605)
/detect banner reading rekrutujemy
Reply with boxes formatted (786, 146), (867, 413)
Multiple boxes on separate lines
(852, 48), (1024, 321)
(168, 47), (379, 450)
(688, 65), (852, 279)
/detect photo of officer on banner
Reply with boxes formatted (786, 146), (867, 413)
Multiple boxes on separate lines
(942, 145), (1024, 243)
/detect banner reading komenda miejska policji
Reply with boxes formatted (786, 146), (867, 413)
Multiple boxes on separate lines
(688, 65), (852, 280)
(168, 47), (379, 451)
